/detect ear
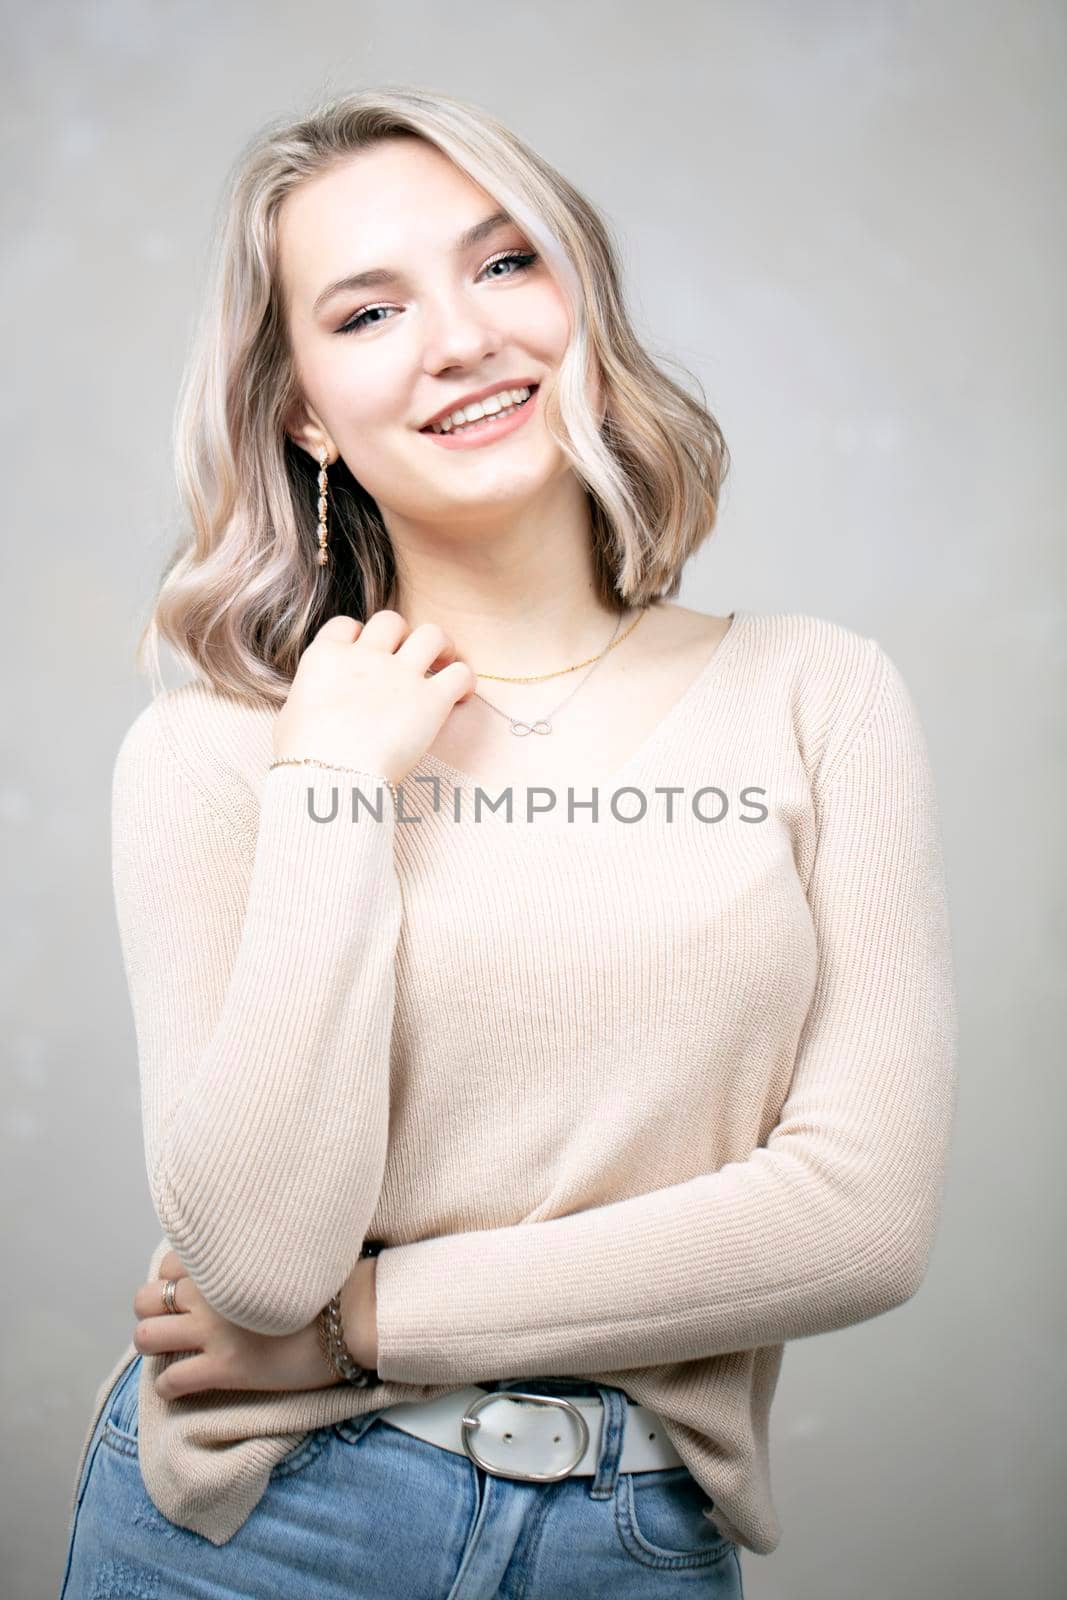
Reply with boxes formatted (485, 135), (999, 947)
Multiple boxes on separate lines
(284, 400), (335, 465)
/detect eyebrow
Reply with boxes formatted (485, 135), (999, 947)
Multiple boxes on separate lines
(311, 209), (516, 315)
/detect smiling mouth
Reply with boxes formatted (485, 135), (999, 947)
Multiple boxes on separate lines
(419, 385), (539, 436)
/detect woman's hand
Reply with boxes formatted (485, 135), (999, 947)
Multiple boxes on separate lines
(132, 1249), (379, 1401)
(272, 609), (476, 787)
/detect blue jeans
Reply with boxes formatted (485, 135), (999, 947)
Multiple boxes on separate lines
(60, 1355), (744, 1597)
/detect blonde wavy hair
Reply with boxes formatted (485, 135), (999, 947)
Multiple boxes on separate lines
(138, 85), (731, 706)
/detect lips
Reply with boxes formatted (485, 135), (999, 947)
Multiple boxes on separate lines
(419, 383), (539, 433)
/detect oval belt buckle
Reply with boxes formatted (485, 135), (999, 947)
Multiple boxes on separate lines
(460, 1390), (591, 1483)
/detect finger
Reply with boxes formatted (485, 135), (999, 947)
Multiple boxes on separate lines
(395, 622), (458, 677)
(155, 1353), (221, 1401)
(314, 614), (362, 645)
(134, 1311), (202, 1357)
(134, 1278), (174, 1317)
(425, 657), (478, 705)
(132, 1275), (191, 1318)
(158, 1250), (184, 1280)
(354, 609), (409, 651)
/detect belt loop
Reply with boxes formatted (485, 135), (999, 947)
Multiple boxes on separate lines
(334, 1405), (387, 1445)
(587, 1383), (627, 1500)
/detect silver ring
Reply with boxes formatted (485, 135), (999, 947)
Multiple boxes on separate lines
(161, 1277), (180, 1314)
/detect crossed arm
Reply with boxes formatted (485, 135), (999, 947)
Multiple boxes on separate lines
(131, 1242), (379, 1399)
(115, 643), (957, 1399)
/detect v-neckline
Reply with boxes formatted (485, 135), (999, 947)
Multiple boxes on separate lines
(410, 609), (749, 813)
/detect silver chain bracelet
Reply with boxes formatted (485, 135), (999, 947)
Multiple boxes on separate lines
(316, 1240), (384, 1388)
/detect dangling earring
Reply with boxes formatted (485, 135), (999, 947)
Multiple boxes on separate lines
(316, 445), (330, 567)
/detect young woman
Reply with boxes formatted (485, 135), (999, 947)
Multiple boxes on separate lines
(60, 86), (957, 1598)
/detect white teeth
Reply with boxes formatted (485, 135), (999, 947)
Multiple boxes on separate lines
(429, 386), (532, 434)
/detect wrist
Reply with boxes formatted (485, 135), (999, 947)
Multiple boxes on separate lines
(297, 1318), (341, 1391)
(268, 755), (400, 806)
(339, 1254), (379, 1371)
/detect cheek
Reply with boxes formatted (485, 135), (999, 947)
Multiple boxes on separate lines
(324, 354), (408, 431)
(526, 281), (573, 360)
(311, 358), (415, 490)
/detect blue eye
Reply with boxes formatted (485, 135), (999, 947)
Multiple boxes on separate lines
(338, 305), (394, 335)
(336, 250), (539, 336)
(483, 249), (539, 280)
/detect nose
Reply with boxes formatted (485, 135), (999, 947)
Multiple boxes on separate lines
(418, 288), (504, 377)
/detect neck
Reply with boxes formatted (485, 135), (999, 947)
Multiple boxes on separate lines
(383, 475), (631, 676)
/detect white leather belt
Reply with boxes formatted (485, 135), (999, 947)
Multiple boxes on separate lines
(375, 1384), (684, 1483)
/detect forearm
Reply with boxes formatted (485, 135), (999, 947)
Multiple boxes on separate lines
(259, 1254), (378, 1393)
(218, 1254), (378, 1395)
(116, 735), (403, 1337)
(371, 1171), (923, 1386)
(153, 770), (401, 1334)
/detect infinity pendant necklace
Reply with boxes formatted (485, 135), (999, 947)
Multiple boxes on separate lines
(471, 609), (647, 737)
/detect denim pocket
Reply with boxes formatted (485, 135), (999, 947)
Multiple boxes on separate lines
(614, 1463), (736, 1570)
(101, 1353), (143, 1448)
(268, 1403), (390, 1482)
(266, 1425), (340, 1480)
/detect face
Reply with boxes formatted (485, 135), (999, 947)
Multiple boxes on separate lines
(278, 137), (577, 527)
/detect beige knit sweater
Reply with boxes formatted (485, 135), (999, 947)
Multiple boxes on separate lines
(71, 609), (958, 1556)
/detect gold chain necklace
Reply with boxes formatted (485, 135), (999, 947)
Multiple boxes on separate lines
(471, 607), (650, 738)
(473, 608), (647, 682)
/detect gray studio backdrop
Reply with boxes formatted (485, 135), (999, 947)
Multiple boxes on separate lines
(4, 4), (1063, 1597)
